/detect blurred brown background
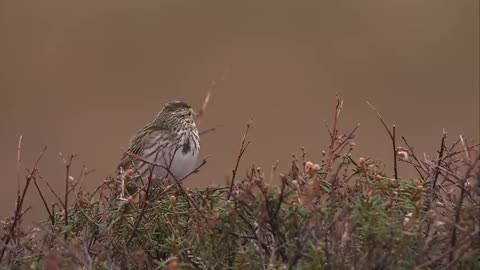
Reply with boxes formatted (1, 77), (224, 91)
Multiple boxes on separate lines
(1, 0), (478, 222)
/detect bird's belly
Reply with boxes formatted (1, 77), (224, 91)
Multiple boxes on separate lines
(148, 147), (198, 180)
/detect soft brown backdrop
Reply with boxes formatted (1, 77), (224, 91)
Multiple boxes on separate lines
(1, 0), (478, 222)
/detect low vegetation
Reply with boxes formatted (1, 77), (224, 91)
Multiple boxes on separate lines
(1, 98), (478, 269)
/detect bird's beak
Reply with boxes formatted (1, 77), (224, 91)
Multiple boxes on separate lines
(189, 108), (198, 118)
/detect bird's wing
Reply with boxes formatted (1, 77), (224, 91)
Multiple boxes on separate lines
(118, 127), (171, 171)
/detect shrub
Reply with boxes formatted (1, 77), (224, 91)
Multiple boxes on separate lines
(1, 97), (478, 269)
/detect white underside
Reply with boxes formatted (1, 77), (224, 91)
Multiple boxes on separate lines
(143, 145), (198, 181)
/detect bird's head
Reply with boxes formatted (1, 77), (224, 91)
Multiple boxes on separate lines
(156, 100), (197, 127)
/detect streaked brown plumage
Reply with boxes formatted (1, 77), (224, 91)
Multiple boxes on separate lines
(118, 101), (200, 181)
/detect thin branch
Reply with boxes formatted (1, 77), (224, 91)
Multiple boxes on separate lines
(418, 226), (479, 269)
(196, 88), (212, 120)
(331, 123), (360, 154)
(30, 172), (54, 225)
(199, 124), (224, 137)
(59, 153), (76, 235)
(124, 150), (210, 245)
(366, 101), (394, 139)
(449, 141), (478, 262)
(196, 67), (229, 121)
(367, 101), (398, 179)
(323, 120), (333, 140)
(127, 150), (161, 246)
(421, 131), (449, 252)
(165, 159), (209, 212)
(401, 136), (428, 177)
(1, 145), (47, 262)
(442, 143), (479, 160)
(38, 176), (65, 208)
(392, 125), (398, 180)
(228, 119), (252, 200)
(433, 131), (447, 192)
(326, 96), (343, 169)
(16, 136), (22, 202)
(459, 135), (471, 161)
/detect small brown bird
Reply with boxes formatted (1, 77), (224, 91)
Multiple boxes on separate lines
(118, 101), (200, 182)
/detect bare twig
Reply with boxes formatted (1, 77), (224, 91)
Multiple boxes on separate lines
(1, 145), (47, 262)
(72, 164), (95, 192)
(393, 125), (398, 180)
(401, 136), (428, 177)
(196, 66), (229, 121)
(449, 141), (478, 262)
(323, 120), (333, 139)
(433, 131), (447, 192)
(418, 226), (479, 269)
(331, 123), (360, 154)
(366, 102), (393, 139)
(199, 125), (224, 137)
(30, 172), (54, 225)
(16, 136), (22, 202)
(38, 175), (65, 208)
(421, 131), (448, 255)
(196, 89), (212, 121)
(269, 160), (280, 186)
(442, 143), (479, 161)
(124, 150), (210, 245)
(326, 96), (343, 169)
(60, 153), (76, 231)
(367, 101), (398, 179)
(127, 150), (161, 245)
(228, 119), (252, 200)
(165, 158), (209, 212)
(459, 135), (471, 161)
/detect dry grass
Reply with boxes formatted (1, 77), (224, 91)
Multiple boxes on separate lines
(1, 97), (479, 270)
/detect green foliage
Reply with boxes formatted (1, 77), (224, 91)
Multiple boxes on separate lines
(1, 101), (479, 269)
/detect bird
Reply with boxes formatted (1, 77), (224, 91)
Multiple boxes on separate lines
(118, 101), (200, 184)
